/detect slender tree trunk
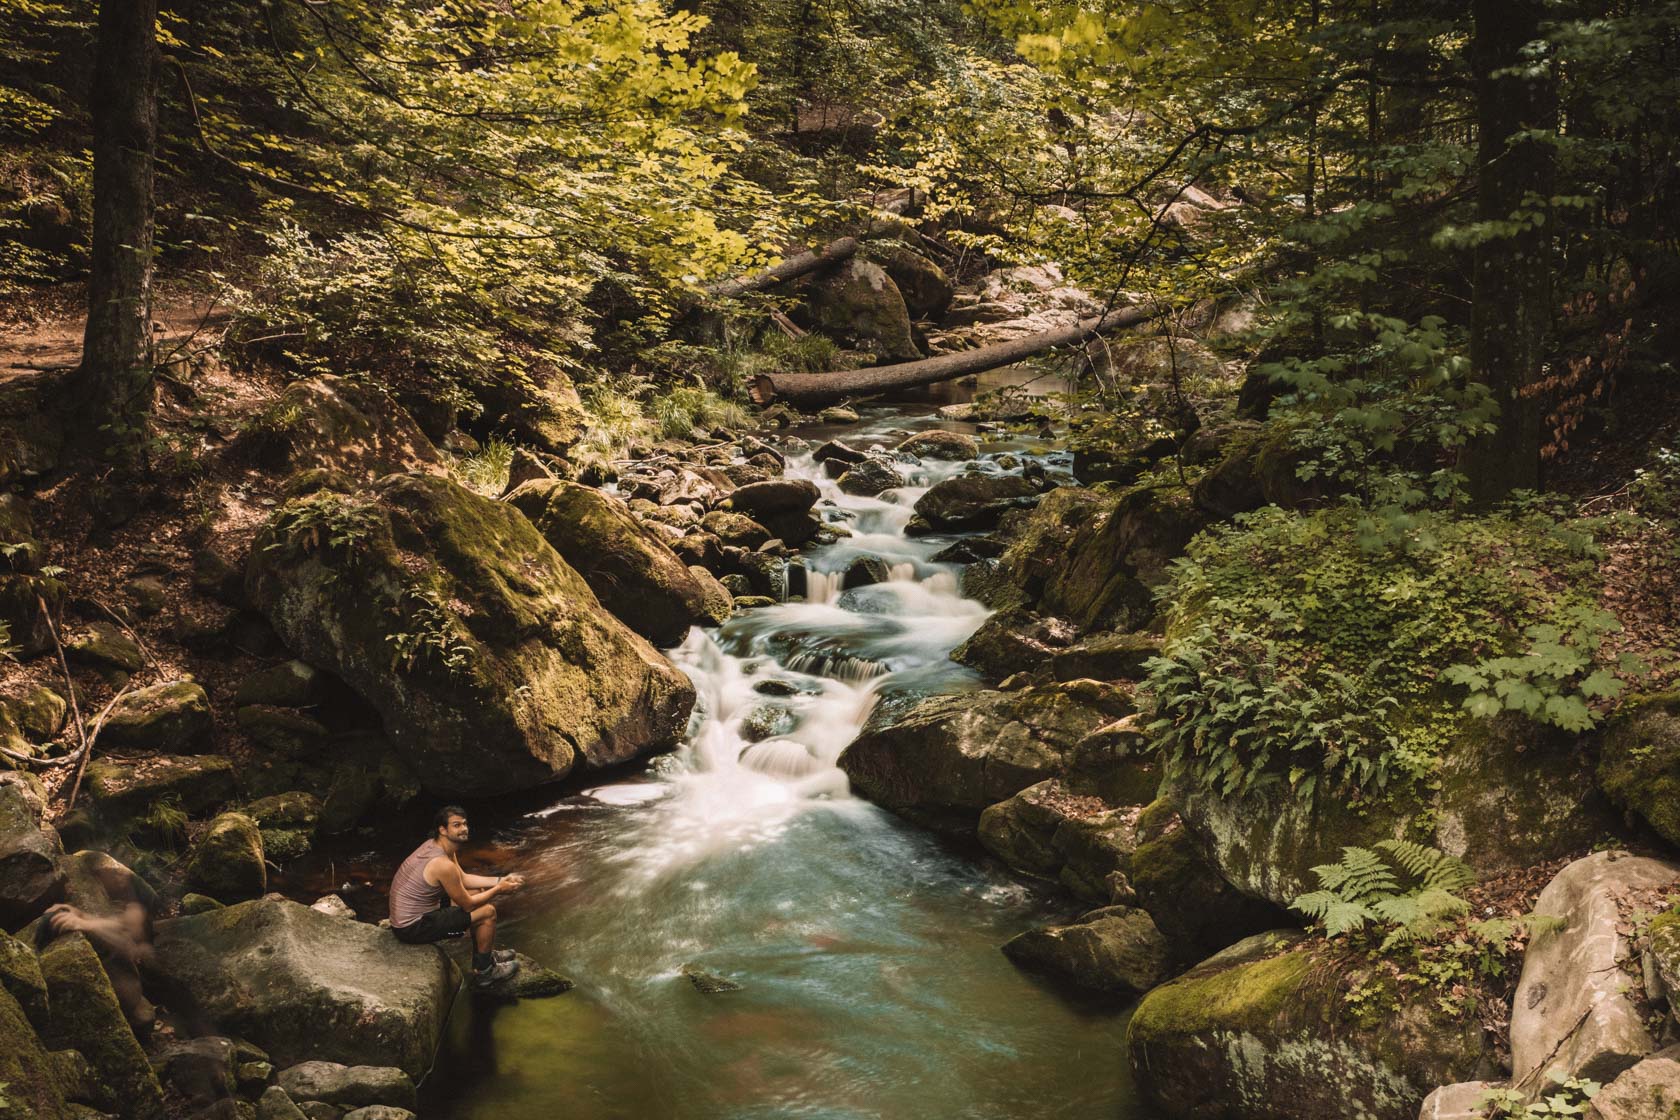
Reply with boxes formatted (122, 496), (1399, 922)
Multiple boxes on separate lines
(1461, 0), (1555, 501)
(76, 0), (159, 459)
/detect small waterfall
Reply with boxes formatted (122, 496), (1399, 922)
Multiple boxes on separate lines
(805, 567), (843, 605)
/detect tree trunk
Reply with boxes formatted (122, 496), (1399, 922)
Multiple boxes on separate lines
(75, 0), (159, 458)
(1461, 0), (1555, 501)
(706, 237), (859, 299)
(750, 307), (1151, 408)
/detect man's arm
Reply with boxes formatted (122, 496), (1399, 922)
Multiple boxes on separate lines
(432, 858), (503, 911)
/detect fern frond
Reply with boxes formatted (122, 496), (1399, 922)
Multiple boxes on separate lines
(1377, 839), (1476, 892)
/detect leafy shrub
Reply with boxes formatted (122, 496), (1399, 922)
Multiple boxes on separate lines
(1146, 501), (1611, 799)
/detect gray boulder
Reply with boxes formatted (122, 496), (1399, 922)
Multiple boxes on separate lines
(1511, 852), (1679, 1090)
(896, 430), (977, 461)
(151, 900), (457, 1079)
(1002, 905), (1170, 995)
(803, 258), (920, 361)
(276, 1062), (415, 1110)
(185, 813), (268, 902)
(836, 458), (904, 498)
(913, 473), (1042, 531)
(1588, 1047), (1680, 1120)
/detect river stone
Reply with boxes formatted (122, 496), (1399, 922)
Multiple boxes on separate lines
(681, 964), (742, 994)
(724, 479), (819, 519)
(0, 984), (74, 1120)
(813, 440), (866, 466)
(67, 621), (143, 676)
(239, 376), (444, 481)
(896, 430), (977, 461)
(150, 1037), (238, 1108)
(51, 1046), (116, 1113)
(1050, 632), (1162, 682)
(506, 479), (713, 648)
(276, 1063), (415, 1111)
(1597, 693), (1680, 848)
(39, 934), (165, 1120)
(1588, 1047), (1680, 1120)
(343, 1109), (416, 1120)
(463, 951), (574, 999)
(992, 486), (1108, 602)
(151, 900), (456, 1079)
(951, 608), (1077, 681)
(913, 473), (1042, 531)
(1511, 852), (1680, 1090)
(258, 1087), (309, 1120)
(839, 679), (1134, 832)
(1125, 801), (1283, 964)
(1002, 905), (1170, 995)
(0, 777), (65, 927)
(246, 792), (323, 864)
(1127, 930), (1488, 1120)
(978, 779), (1147, 903)
(0, 928), (47, 1027)
(1037, 485), (1206, 632)
(100, 681), (214, 753)
(700, 510), (772, 550)
(1167, 713), (1619, 909)
(81, 755), (235, 839)
(186, 813), (268, 902)
(2, 683), (66, 742)
(471, 364), (586, 458)
(247, 474), (695, 797)
(836, 458), (904, 497)
(818, 405), (860, 425)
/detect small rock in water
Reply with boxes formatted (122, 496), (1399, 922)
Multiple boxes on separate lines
(468, 951), (575, 1000)
(818, 406), (861, 425)
(311, 894), (355, 920)
(681, 963), (743, 993)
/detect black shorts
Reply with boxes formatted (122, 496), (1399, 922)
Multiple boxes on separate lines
(392, 905), (471, 944)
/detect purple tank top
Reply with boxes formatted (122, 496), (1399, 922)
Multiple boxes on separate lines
(389, 840), (448, 929)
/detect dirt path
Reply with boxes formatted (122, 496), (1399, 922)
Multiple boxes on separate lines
(0, 288), (231, 384)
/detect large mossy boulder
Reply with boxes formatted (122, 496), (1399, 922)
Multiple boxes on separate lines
(240, 376), (444, 481)
(1127, 931), (1490, 1120)
(0, 777), (65, 927)
(0, 928), (48, 1027)
(245, 792), (323, 864)
(1037, 485), (1206, 632)
(39, 935), (165, 1120)
(247, 474), (695, 797)
(838, 680), (1134, 832)
(1127, 800), (1284, 963)
(802, 258), (921, 361)
(867, 243), (955, 320)
(469, 362), (586, 456)
(0, 572), (66, 658)
(99, 681), (213, 753)
(150, 900), (457, 1079)
(76, 755), (235, 848)
(0, 985), (73, 1120)
(505, 479), (713, 648)
(1167, 714), (1618, 909)
(185, 812), (268, 902)
(1597, 693), (1680, 847)
(913, 473), (1043, 531)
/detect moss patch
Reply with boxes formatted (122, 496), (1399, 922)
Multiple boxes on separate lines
(38, 935), (164, 1120)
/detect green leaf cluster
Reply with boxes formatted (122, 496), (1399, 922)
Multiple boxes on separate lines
(1290, 841), (1473, 950)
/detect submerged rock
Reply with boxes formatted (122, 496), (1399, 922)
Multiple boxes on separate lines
(151, 900), (457, 1079)
(248, 475), (694, 797)
(1127, 931), (1488, 1120)
(681, 964), (743, 994)
(1002, 905), (1170, 995)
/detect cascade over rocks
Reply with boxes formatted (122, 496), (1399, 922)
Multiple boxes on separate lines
(247, 473), (695, 797)
(838, 679), (1134, 832)
(1127, 931), (1490, 1120)
(150, 900), (457, 1079)
(506, 478), (714, 648)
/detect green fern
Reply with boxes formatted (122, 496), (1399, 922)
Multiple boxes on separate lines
(1291, 842), (1475, 947)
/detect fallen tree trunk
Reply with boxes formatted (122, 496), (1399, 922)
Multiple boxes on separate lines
(749, 306), (1153, 408)
(706, 236), (859, 299)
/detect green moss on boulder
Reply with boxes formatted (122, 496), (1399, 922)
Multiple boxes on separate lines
(0, 985), (72, 1120)
(0, 928), (48, 1028)
(1002, 905), (1170, 995)
(239, 376), (444, 481)
(1597, 693), (1680, 847)
(38, 935), (165, 1120)
(186, 813), (268, 901)
(1128, 931), (1489, 1120)
(100, 681), (214, 753)
(246, 474), (695, 797)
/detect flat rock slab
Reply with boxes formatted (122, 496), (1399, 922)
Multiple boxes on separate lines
(276, 1061), (415, 1110)
(1511, 851), (1680, 1090)
(151, 900), (456, 1079)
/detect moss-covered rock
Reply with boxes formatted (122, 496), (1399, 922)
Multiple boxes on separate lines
(1127, 800), (1285, 964)
(1597, 693), (1680, 848)
(239, 376), (444, 481)
(802, 258), (921, 361)
(506, 479), (713, 648)
(186, 813), (268, 902)
(913, 473), (1042, 531)
(1041, 486), (1207, 632)
(246, 474), (695, 797)
(699, 510), (771, 550)
(151, 900), (457, 1079)
(867, 243), (955, 320)
(1002, 905), (1170, 995)
(236, 661), (332, 709)
(0, 928), (48, 1028)
(39, 935), (165, 1120)
(896, 430), (977, 461)
(66, 621), (143, 675)
(1050, 632), (1162, 683)
(0, 985), (73, 1120)
(2, 683), (67, 742)
(81, 755), (235, 845)
(0, 572), (66, 658)
(245, 792), (323, 865)
(100, 681), (214, 753)
(687, 566), (733, 627)
(839, 680), (1134, 832)
(469, 362), (586, 457)
(0, 776), (65, 927)
(1168, 713), (1618, 908)
(1127, 931), (1490, 1120)
(951, 608), (1076, 681)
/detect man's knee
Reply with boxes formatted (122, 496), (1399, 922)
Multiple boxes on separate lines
(474, 903), (496, 923)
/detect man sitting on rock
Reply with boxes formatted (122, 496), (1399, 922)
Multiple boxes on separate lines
(390, 805), (525, 988)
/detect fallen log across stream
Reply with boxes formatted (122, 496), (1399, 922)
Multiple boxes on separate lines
(705, 236), (860, 299)
(748, 305), (1153, 408)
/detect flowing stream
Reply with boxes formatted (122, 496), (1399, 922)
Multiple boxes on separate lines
(416, 408), (1147, 1119)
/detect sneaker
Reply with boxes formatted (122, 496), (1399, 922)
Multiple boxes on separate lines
(492, 948), (518, 965)
(470, 959), (520, 989)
